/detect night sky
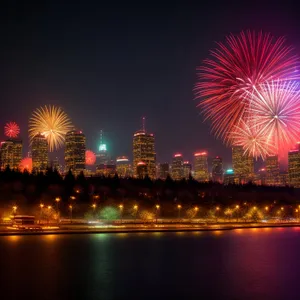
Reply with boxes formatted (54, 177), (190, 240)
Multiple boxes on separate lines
(1, 1), (299, 169)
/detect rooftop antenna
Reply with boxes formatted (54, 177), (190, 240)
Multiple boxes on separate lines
(100, 130), (103, 144)
(142, 116), (146, 132)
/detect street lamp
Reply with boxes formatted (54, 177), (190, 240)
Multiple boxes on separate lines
(119, 204), (124, 224)
(69, 205), (73, 224)
(155, 204), (160, 224)
(235, 205), (240, 222)
(177, 204), (182, 220)
(12, 205), (17, 216)
(39, 203), (44, 224)
(55, 197), (61, 223)
(47, 206), (52, 224)
(92, 203), (97, 219)
(133, 205), (138, 223)
(216, 206), (220, 222)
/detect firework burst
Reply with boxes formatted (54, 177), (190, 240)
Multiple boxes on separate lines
(19, 157), (32, 173)
(228, 120), (276, 160)
(246, 80), (300, 156)
(85, 150), (96, 165)
(29, 105), (73, 151)
(195, 31), (299, 138)
(5, 122), (20, 138)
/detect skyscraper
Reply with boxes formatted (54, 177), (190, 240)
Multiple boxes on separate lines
(159, 163), (169, 180)
(212, 156), (223, 183)
(266, 155), (279, 185)
(288, 149), (300, 187)
(116, 156), (131, 177)
(232, 146), (254, 183)
(194, 152), (209, 182)
(183, 161), (192, 179)
(136, 161), (148, 178)
(171, 154), (184, 180)
(32, 134), (48, 172)
(0, 139), (22, 170)
(96, 130), (109, 165)
(132, 119), (156, 179)
(65, 130), (86, 174)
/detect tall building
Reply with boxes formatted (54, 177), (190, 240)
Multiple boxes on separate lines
(136, 161), (148, 178)
(0, 139), (22, 170)
(194, 152), (209, 182)
(232, 146), (254, 183)
(159, 163), (169, 180)
(133, 119), (156, 179)
(171, 154), (184, 180)
(65, 130), (86, 174)
(32, 134), (48, 172)
(266, 155), (279, 185)
(288, 149), (300, 187)
(212, 156), (223, 183)
(116, 156), (131, 177)
(183, 161), (192, 179)
(96, 162), (116, 177)
(223, 169), (236, 185)
(96, 130), (109, 165)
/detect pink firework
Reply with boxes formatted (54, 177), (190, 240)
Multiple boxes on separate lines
(19, 157), (32, 172)
(85, 150), (96, 165)
(195, 31), (299, 139)
(4, 121), (20, 138)
(228, 120), (276, 160)
(246, 80), (300, 156)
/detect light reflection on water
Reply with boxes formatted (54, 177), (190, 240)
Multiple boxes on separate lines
(1, 228), (300, 300)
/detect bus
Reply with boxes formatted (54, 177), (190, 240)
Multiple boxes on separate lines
(10, 215), (41, 230)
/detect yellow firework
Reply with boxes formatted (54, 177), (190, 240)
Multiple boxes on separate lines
(29, 105), (73, 151)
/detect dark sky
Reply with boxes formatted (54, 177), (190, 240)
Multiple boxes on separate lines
(1, 1), (299, 169)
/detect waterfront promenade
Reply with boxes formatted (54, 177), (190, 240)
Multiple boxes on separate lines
(1, 220), (300, 236)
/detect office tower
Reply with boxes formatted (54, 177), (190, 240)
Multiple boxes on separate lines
(96, 161), (116, 177)
(194, 152), (209, 182)
(136, 161), (148, 178)
(288, 149), (300, 187)
(232, 146), (254, 183)
(171, 154), (184, 180)
(65, 130), (86, 174)
(133, 119), (156, 179)
(32, 134), (48, 172)
(223, 169), (236, 185)
(256, 168), (267, 185)
(116, 156), (131, 177)
(0, 139), (22, 170)
(212, 156), (223, 183)
(266, 155), (279, 185)
(159, 163), (169, 180)
(96, 130), (109, 165)
(183, 161), (192, 179)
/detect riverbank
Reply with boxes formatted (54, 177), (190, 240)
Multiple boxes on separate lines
(0, 222), (300, 236)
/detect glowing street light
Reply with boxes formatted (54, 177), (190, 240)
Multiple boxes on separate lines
(133, 205), (138, 223)
(265, 206), (269, 211)
(177, 204), (182, 220)
(47, 206), (52, 224)
(216, 206), (220, 222)
(70, 196), (76, 200)
(155, 204), (160, 223)
(12, 205), (17, 216)
(39, 203), (44, 224)
(235, 205), (240, 222)
(119, 204), (124, 224)
(69, 205), (73, 224)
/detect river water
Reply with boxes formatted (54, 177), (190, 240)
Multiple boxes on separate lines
(1, 228), (300, 300)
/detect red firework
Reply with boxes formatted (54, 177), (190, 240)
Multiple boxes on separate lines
(19, 157), (32, 172)
(4, 121), (20, 138)
(85, 150), (96, 165)
(195, 31), (299, 139)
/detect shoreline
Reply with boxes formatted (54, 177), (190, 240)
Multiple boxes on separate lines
(1, 222), (300, 236)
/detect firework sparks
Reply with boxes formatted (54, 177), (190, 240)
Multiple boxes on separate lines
(19, 157), (32, 172)
(85, 150), (96, 165)
(228, 120), (276, 160)
(4, 122), (20, 138)
(29, 105), (73, 151)
(195, 31), (299, 138)
(246, 81), (300, 156)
